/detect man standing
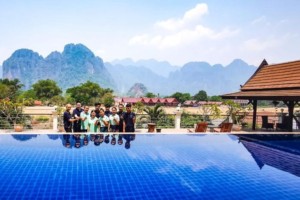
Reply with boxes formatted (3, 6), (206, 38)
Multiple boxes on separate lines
(80, 106), (90, 132)
(72, 102), (83, 133)
(123, 104), (136, 132)
(94, 102), (101, 118)
(117, 104), (125, 132)
(63, 104), (76, 132)
(104, 104), (112, 117)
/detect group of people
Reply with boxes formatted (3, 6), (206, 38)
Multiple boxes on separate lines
(63, 103), (136, 133)
(62, 134), (136, 149)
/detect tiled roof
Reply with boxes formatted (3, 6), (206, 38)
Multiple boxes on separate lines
(165, 98), (178, 103)
(222, 89), (300, 100)
(150, 98), (162, 103)
(242, 60), (300, 91)
(141, 98), (151, 103)
(222, 60), (300, 100)
(121, 98), (142, 103)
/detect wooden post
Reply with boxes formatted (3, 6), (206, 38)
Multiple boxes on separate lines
(284, 101), (295, 132)
(287, 101), (295, 132)
(252, 100), (257, 131)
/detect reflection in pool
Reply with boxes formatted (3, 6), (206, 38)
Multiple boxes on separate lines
(0, 134), (299, 199)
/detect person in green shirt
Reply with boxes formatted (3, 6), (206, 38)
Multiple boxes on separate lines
(88, 110), (99, 133)
(80, 106), (90, 132)
(99, 108), (109, 132)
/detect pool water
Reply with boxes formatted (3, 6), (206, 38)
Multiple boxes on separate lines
(0, 134), (299, 200)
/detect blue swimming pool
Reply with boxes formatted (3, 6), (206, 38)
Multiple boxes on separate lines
(0, 134), (299, 200)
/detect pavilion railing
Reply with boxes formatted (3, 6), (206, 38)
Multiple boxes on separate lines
(1, 113), (299, 131)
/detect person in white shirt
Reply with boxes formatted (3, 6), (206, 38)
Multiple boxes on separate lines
(109, 106), (120, 132)
(98, 108), (109, 132)
(80, 106), (90, 132)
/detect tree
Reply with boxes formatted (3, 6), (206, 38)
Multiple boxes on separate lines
(0, 99), (30, 128)
(170, 92), (192, 103)
(143, 104), (165, 123)
(209, 95), (222, 102)
(32, 79), (62, 100)
(134, 101), (145, 114)
(193, 90), (208, 101)
(19, 89), (37, 99)
(17, 90), (37, 104)
(49, 95), (65, 106)
(0, 78), (23, 101)
(145, 92), (156, 98)
(0, 84), (10, 99)
(102, 93), (115, 107)
(224, 100), (252, 124)
(66, 81), (113, 105)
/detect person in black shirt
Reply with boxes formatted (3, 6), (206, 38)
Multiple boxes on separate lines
(63, 104), (76, 132)
(117, 104), (125, 132)
(123, 104), (136, 132)
(94, 102), (101, 118)
(72, 102), (83, 133)
(104, 104), (112, 117)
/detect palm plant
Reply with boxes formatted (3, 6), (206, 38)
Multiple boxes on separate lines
(143, 104), (164, 123)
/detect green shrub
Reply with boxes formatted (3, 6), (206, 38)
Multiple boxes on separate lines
(35, 116), (50, 123)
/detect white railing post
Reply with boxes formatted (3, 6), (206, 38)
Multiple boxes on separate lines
(175, 106), (182, 130)
(52, 111), (58, 131)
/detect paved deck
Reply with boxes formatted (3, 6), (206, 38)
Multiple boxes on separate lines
(0, 129), (299, 134)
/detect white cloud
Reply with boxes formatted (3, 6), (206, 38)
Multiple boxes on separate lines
(243, 35), (287, 52)
(251, 16), (267, 25)
(129, 4), (238, 49)
(155, 3), (208, 31)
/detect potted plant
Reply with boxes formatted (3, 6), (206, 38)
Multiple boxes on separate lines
(143, 104), (164, 132)
(224, 100), (252, 131)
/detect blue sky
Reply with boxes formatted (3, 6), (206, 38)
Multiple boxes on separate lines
(0, 0), (299, 66)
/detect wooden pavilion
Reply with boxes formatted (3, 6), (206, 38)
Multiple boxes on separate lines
(221, 59), (300, 132)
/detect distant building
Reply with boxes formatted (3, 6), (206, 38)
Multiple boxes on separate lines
(163, 98), (179, 106)
(121, 97), (178, 107)
(233, 99), (249, 107)
(121, 97), (142, 105)
(113, 97), (122, 105)
(183, 100), (198, 107)
(197, 101), (222, 106)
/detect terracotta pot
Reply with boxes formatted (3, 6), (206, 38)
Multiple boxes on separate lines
(58, 126), (64, 132)
(156, 128), (161, 133)
(232, 124), (242, 131)
(14, 124), (24, 132)
(147, 123), (156, 133)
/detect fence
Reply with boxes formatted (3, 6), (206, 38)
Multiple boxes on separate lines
(0, 114), (54, 130)
(1, 112), (299, 131)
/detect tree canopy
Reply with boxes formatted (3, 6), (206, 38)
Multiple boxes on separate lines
(170, 92), (192, 103)
(32, 79), (62, 100)
(193, 90), (208, 101)
(209, 95), (222, 102)
(145, 92), (156, 98)
(0, 78), (23, 100)
(66, 81), (114, 105)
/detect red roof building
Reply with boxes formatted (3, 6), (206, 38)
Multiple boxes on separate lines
(121, 98), (142, 105)
(164, 98), (179, 106)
